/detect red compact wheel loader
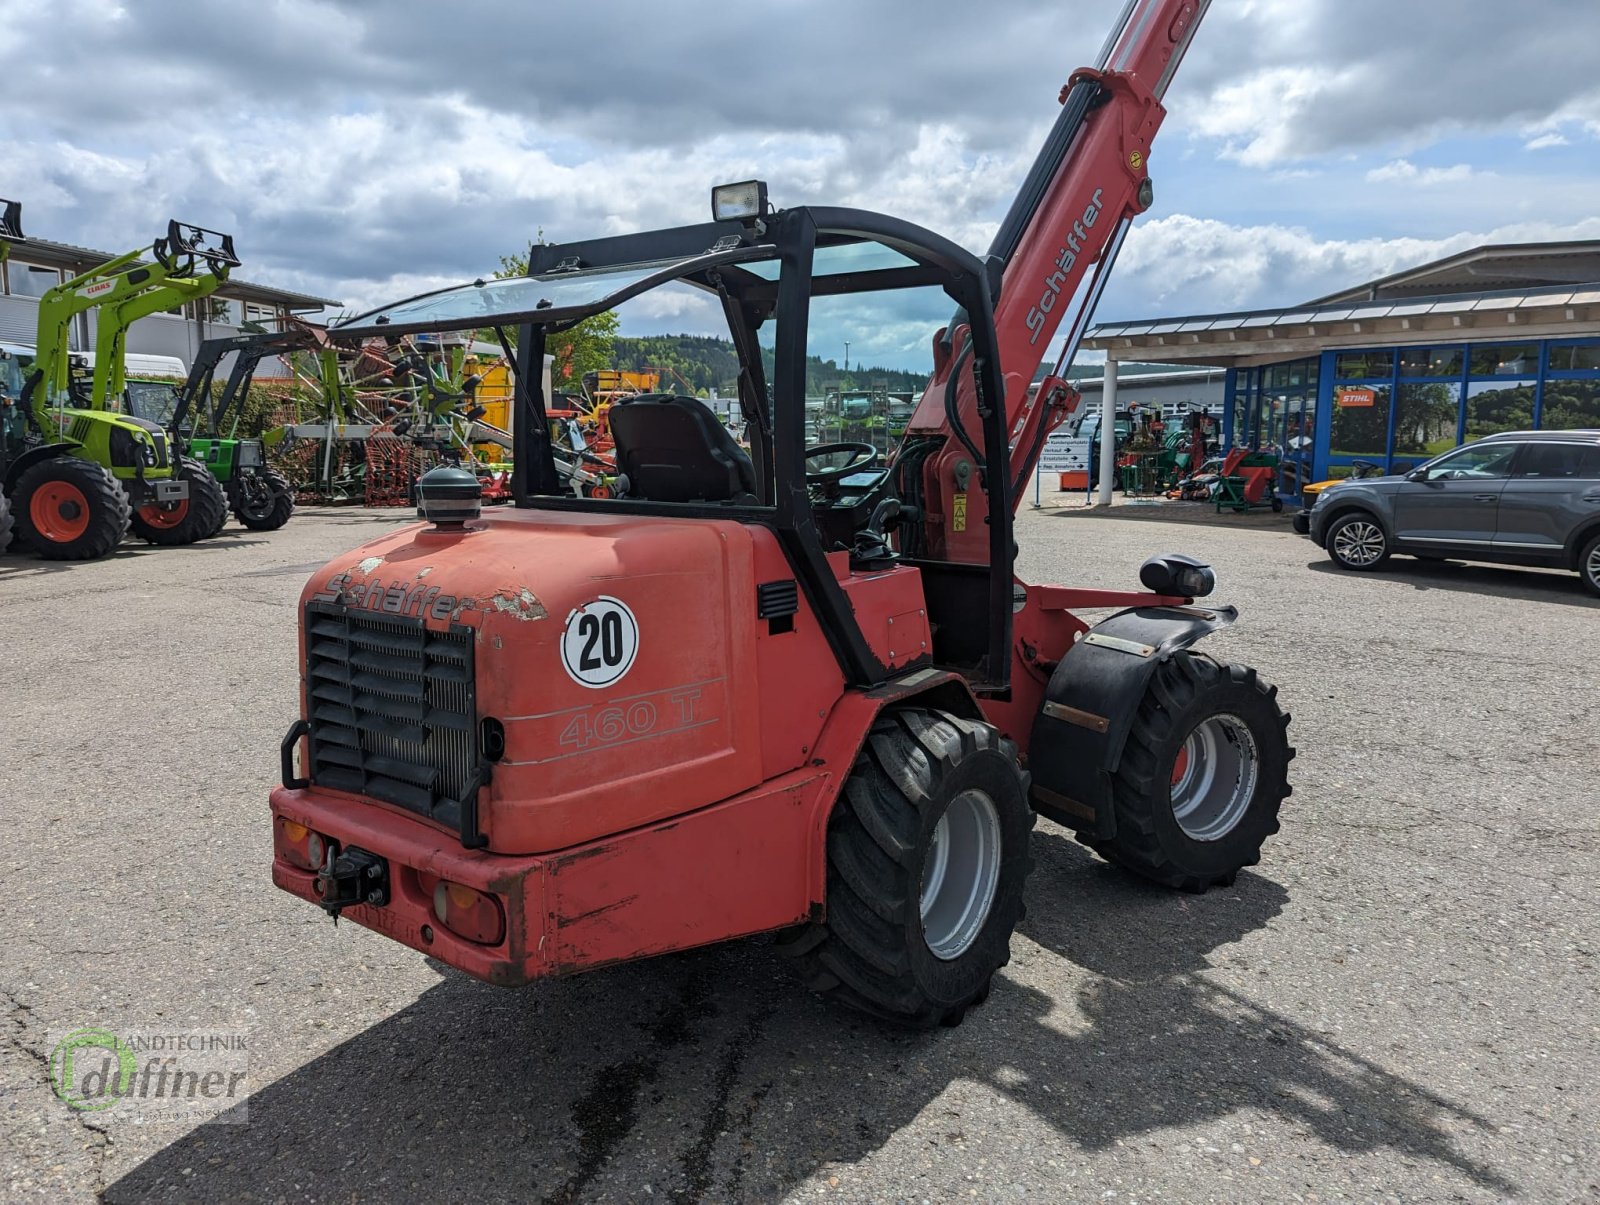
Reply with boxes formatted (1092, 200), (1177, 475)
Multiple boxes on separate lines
(271, 0), (1293, 1027)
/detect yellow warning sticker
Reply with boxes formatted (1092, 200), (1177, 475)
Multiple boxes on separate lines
(953, 492), (968, 532)
(1129, 150), (1143, 170)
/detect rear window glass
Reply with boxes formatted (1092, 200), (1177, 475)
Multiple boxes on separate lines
(1514, 442), (1600, 479)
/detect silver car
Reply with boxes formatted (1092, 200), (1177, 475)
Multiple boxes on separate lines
(1306, 429), (1600, 597)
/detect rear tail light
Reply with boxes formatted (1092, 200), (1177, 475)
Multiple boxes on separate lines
(276, 818), (328, 872)
(431, 879), (505, 945)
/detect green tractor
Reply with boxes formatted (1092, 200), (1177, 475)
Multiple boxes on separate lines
(1, 211), (239, 559)
(123, 324), (315, 533)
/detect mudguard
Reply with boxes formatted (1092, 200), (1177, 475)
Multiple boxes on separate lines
(1027, 603), (1237, 838)
(2, 442), (81, 493)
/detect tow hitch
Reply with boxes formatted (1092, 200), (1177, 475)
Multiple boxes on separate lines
(315, 845), (389, 922)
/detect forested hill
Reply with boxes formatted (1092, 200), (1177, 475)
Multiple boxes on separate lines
(608, 334), (1187, 396)
(609, 334), (931, 397)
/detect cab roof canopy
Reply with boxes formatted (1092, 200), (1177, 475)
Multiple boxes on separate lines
(334, 208), (995, 341)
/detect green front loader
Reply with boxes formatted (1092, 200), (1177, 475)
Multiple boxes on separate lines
(124, 324), (321, 533)
(1, 211), (239, 559)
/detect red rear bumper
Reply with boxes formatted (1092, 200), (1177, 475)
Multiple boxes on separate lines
(271, 787), (543, 985)
(269, 773), (828, 986)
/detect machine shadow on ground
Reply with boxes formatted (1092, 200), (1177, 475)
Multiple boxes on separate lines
(106, 832), (1512, 1204)
(1305, 557), (1593, 606)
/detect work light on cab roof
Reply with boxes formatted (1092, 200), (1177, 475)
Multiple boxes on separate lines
(711, 179), (770, 224)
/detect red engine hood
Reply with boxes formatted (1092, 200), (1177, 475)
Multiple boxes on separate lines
(297, 507), (765, 854)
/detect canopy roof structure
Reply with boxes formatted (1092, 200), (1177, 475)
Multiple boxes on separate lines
(1084, 240), (1600, 368)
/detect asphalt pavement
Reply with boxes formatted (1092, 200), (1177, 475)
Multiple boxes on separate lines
(1, 498), (1595, 1203)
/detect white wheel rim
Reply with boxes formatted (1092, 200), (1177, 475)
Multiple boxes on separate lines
(1170, 714), (1260, 842)
(919, 790), (1002, 961)
(1586, 544), (1600, 588)
(1333, 520), (1385, 566)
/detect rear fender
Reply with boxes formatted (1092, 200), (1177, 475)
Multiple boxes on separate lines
(2, 442), (81, 493)
(1027, 604), (1237, 838)
(803, 669), (984, 904)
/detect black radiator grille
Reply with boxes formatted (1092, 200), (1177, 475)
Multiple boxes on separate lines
(304, 602), (478, 828)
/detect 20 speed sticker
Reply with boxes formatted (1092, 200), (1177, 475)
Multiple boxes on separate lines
(560, 596), (639, 689)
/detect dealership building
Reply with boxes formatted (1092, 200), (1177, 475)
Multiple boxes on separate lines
(1082, 240), (1600, 501)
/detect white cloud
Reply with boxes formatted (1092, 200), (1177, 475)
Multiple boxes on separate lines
(1363, 160), (1481, 186)
(1185, 66), (1345, 167)
(1171, 1), (1600, 165)
(3, 0), (1599, 372)
(1108, 213), (1600, 317)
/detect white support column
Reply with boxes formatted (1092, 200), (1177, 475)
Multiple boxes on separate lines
(1096, 358), (1118, 506)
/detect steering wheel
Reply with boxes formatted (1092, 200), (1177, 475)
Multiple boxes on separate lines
(804, 442), (879, 484)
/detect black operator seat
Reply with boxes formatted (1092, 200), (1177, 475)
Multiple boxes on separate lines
(607, 394), (757, 503)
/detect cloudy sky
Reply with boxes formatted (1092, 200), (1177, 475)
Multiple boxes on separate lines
(5, 0), (1600, 371)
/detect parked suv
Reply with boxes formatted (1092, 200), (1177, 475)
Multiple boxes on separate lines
(1303, 430), (1600, 597)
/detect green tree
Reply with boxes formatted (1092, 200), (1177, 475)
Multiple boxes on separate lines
(1394, 382), (1461, 455)
(1465, 382), (1534, 439)
(492, 244), (619, 392)
(1540, 380), (1600, 431)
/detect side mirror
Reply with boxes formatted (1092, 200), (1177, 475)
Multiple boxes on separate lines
(1140, 552), (1216, 598)
(1406, 467), (1430, 483)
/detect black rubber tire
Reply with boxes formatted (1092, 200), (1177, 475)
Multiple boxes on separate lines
(1270, 495), (1284, 513)
(1579, 532), (1600, 599)
(1325, 511), (1391, 571)
(206, 477), (231, 538)
(129, 457), (227, 546)
(776, 708), (1035, 1028)
(229, 468), (295, 531)
(0, 491), (12, 554)
(12, 456), (130, 561)
(1081, 653), (1292, 892)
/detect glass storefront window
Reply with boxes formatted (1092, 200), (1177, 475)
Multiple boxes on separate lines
(1261, 392), (1287, 452)
(1539, 379), (1600, 430)
(1548, 343), (1600, 372)
(1299, 394), (1318, 453)
(1464, 378), (1535, 440)
(1229, 369), (1260, 449)
(1331, 384), (1391, 457)
(1469, 344), (1538, 376)
(1334, 351), (1394, 380)
(1399, 346), (1463, 377)
(1393, 381), (1463, 457)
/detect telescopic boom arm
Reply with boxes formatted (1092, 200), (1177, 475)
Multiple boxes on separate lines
(905, 0), (1209, 560)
